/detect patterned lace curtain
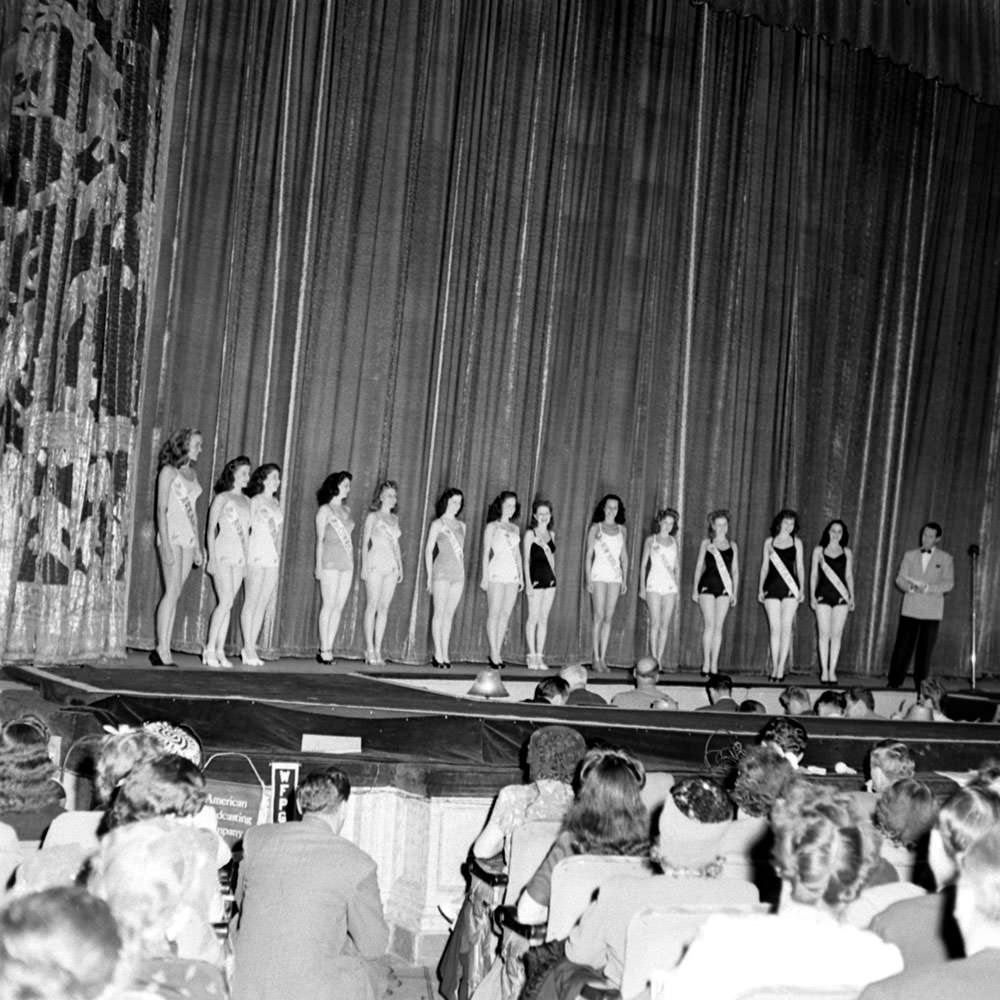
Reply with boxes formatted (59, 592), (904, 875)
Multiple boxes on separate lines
(0, 0), (179, 661)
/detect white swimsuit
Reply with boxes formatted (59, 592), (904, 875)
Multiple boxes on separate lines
(248, 499), (283, 568)
(646, 538), (678, 595)
(486, 525), (521, 584)
(591, 527), (624, 583)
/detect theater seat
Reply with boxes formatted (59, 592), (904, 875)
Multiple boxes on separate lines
(505, 819), (562, 904)
(546, 855), (652, 940)
(623, 901), (768, 999)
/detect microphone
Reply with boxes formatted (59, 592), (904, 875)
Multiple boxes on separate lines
(968, 543), (980, 557)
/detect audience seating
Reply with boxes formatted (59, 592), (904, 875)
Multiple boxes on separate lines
(623, 901), (768, 999)
(41, 809), (101, 851)
(639, 771), (674, 824)
(719, 815), (770, 882)
(505, 819), (562, 905)
(546, 855), (651, 940)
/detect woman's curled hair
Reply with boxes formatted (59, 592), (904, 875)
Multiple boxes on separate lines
(156, 428), (199, 470)
(107, 754), (207, 829)
(244, 463), (280, 499)
(317, 471), (351, 506)
(671, 776), (733, 823)
(874, 778), (937, 849)
(487, 491), (520, 523)
(771, 778), (881, 907)
(526, 726), (586, 784)
(435, 487), (464, 518)
(731, 745), (794, 818)
(0, 717), (62, 813)
(213, 455), (251, 494)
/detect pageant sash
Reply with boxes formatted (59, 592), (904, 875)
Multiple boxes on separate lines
(226, 499), (249, 549)
(375, 516), (403, 573)
(328, 508), (353, 554)
(534, 532), (556, 573)
(819, 553), (850, 603)
(652, 541), (679, 594)
(596, 530), (623, 582)
(172, 474), (200, 543)
(440, 522), (464, 563)
(768, 543), (800, 599)
(707, 544), (733, 596)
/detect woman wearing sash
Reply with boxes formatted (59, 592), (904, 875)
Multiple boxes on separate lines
(809, 519), (855, 684)
(522, 499), (557, 670)
(204, 455), (252, 668)
(481, 491), (523, 668)
(152, 429), (204, 666)
(757, 509), (806, 682)
(240, 463), (283, 667)
(425, 487), (466, 669)
(314, 471), (355, 666)
(585, 494), (628, 672)
(692, 509), (739, 676)
(638, 507), (680, 668)
(361, 480), (403, 666)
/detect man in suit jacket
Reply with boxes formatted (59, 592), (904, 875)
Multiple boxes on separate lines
(887, 522), (954, 690)
(232, 769), (389, 1000)
(860, 826), (1000, 1000)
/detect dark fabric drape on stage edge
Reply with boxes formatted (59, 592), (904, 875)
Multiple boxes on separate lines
(697, 0), (1000, 106)
(0, 0), (178, 661)
(129, 1), (1000, 679)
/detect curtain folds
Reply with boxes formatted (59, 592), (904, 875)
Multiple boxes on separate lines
(697, 0), (1000, 107)
(128, 0), (1000, 678)
(0, 0), (176, 662)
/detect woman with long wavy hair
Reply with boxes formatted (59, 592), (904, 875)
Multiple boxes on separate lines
(481, 491), (523, 668)
(424, 487), (466, 669)
(361, 480), (403, 665)
(240, 463), (283, 667)
(152, 428), (204, 666)
(0, 717), (64, 840)
(314, 471), (354, 666)
(585, 495), (628, 672)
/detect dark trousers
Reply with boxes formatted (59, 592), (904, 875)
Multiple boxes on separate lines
(888, 615), (940, 690)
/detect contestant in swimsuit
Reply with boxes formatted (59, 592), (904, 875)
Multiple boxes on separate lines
(638, 507), (680, 669)
(481, 491), (523, 668)
(424, 487), (466, 669)
(691, 509), (739, 676)
(239, 463), (283, 667)
(585, 494), (628, 672)
(204, 455), (252, 668)
(757, 508), (806, 682)
(810, 518), (855, 684)
(522, 499), (557, 670)
(314, 470), (354, 665)
(362, 480), (403, 666)
(152, 429), (204, 666)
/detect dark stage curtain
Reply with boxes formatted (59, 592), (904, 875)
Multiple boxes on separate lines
(0, 0), (177, 661)
(129, 0), (1000, 679)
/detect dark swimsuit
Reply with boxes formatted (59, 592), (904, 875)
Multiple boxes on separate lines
(529, 539), (556, 589)
(698, 545), (734, 597)
(814, 550), (848, 606)
(763, 543), (798, 599)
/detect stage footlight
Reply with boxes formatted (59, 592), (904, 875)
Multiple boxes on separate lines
(468, 669), (509, 699)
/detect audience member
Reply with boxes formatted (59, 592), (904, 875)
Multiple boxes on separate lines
(232, 769), (388, 1000)
(0, 886), (125, 1000)
(738, 699), (767, 714)
(875, 778), (937, 858)
(611, 657), (673, 709)
(559, 664), (607, 706)
(869, 740), (915, 794)
(814, 689), (846, 717)
(105, 754), (207, 830)
(697, 674), (739, 713)
(779, 686), (812, 716)
(861, 826), (1000, 999)
(0, 716), (64, 840)
(731, 745), (794, 819)
(656, 779), (902, 998)
(847, 686), (884, 720)
(918, 678), (950, 721)
(869, 783), (1000, 969)
(531, 677), (569, 706)
(758, 717), (807, 768)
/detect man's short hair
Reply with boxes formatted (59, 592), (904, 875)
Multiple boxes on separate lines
(869, 740), (915, 784)
(846, 686), (875, 711)
(959, 825), (1000, 925)
(779, 686), (812, 716)
(759, 717), (808, 759)
(739, 699), (767, 714)
(814, 689), (847, 716)
(296, 770), (351, 814)
(560, 664), (588, 689)
(921, 521), (943, 539)
(706, 674), (733, 696)
(533, 677), (569, 703)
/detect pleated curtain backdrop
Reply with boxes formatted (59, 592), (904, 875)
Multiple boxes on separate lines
(127, 0), (1000, 676)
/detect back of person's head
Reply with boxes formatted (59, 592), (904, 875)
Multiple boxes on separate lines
(296, 769), (351, 814)
(875, 778), (937, 849)
(0, 886), (123, 1000)
(108, 754), (206, 829)
(759, 717), (808, 765)
(140, 722), (202, 765)
(956, 827), (1000, 943)
(975, 758), (1000, 793)
(0, 716), (60, 813)
(532, 677), (569, 705)
(918, 678), (945, 712)
(814, 689), (847, 718)
(560, 663), (588, 690)
(869, 740), (915, 792)
(526, 726), (586, 784)
(563, 748), (649, 857)
(670, 776), (733, 823)
(903, 702), (934, 722)
(845, 687), (875, 718)
(739, 700), (767, 714)
(771, 778), (880, 908)
(634, 657), (659, 683)
(706, 674), (733, 699)
(779, 686), (812, 716)
(95, 729), (165, 805)
(732, 744), (795, 818)
(936, 784), (1000, 865)
(88, 818), (218, 960)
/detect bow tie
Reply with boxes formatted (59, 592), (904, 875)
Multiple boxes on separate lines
(920, 548), (933, 554)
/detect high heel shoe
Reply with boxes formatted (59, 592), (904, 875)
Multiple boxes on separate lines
(149, 650), (175, 667)
(201, 649), (220, 668)
(316, 649), (334, 665)
(240, 648), (262, 667)
(488, 657), (505, 670)
(218, 653), (233, 669)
